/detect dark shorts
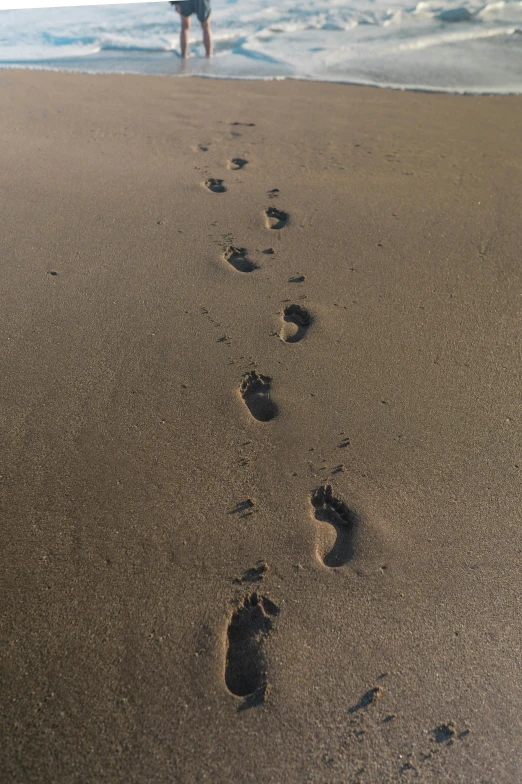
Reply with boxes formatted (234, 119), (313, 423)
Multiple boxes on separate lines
(176, 0), (210, 22)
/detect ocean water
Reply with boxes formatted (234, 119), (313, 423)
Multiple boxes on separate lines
(1, 0), (522, 93)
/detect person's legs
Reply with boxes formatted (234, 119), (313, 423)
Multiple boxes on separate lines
(195, 0), (212, 57)
(201, 18), (213, 57)
(180, 14), (191, 58)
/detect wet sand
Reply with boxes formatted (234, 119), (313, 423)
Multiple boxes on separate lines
(1, 69), (521, 782)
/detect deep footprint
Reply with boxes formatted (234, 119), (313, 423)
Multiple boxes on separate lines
(229, 158), (248, 170)
(240, 371), (278, 422)
(225, 593), (279, 707)
(265, 207), (289, 230)
(205, 178), (227, 193)
(223, 246), (258, 273)
(280, 304), (312, 343)
(311, 484), (358, 567)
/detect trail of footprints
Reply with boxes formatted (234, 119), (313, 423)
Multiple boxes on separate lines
(196, 123), (359, 709)
(191, 126), (467, 752)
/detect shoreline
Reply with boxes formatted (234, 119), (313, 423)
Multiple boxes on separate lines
(1, 63), (522, 96)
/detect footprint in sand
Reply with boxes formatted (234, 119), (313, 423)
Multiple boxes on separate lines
(240, 371), (278, 422)
(265, 206), (289, 230)
(225, 593), (278, 708)
(311, 484), (358, 567)
(279, 304), (312, 343)
(223, 246), (258, 273)
(228, 158), (248, 170)
(205, 178), (227, 193)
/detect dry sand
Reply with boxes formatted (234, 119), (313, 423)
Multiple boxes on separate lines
(1, 69), (521, 783)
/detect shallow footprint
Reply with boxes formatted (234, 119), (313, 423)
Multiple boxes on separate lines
(280, 304), (312, 343)
(240, 371), (278, 422)
(228, 158), (248, 170)
(225, 593), (278, 709)
(205, 178), (227, 193)
(311, 484), (358, 567)
(265, 206), (289, 230)
(223, 246), (258, 273)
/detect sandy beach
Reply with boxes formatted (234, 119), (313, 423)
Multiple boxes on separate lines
(1, 69), (521, 782)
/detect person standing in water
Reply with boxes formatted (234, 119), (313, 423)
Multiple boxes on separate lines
(170, 1), (213, 59)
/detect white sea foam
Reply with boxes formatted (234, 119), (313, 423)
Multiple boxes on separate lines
(1, 0), (521, 92)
